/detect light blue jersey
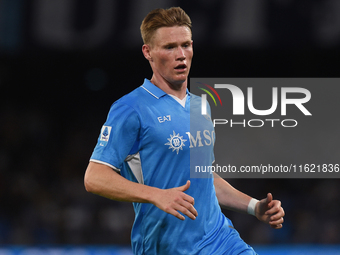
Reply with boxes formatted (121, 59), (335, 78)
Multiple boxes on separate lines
(90, 79), (256, 255)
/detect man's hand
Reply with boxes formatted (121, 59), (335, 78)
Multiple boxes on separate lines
(255, 193), (285, 229)
(152, 180), (198, 221)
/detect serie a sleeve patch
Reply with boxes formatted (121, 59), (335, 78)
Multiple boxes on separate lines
(99, 125), (112, 147)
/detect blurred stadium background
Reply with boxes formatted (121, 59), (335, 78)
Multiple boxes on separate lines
(1, 0), (340, 254)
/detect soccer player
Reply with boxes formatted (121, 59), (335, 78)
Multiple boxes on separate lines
(84, 7), (284, 255)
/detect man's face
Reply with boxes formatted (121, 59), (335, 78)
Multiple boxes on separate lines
(147, 26), (193, 88)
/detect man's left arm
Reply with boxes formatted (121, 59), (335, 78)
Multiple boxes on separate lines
(213, 173), (285, 229)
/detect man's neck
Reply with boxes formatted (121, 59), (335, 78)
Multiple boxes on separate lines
(150, 76), (187, 99)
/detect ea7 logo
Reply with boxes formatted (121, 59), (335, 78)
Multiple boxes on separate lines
(201, 84), (312, 116)
(158, 115), (171, 123)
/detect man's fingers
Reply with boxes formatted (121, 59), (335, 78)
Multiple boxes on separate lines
(269, 213), (284, 229)
(167, 202), (197, 221)
(174, 180), (195, 205)
(180, 200), (198, 218)
(175, 202), (197, 220)
(270, 207), (285, 222)
(265, 201), (283, 216)
(176, 180), (191, 192)
(270, 217), (284, 226)
(182, 192), (195, 206)
(257, 193), (284, 229)
(270, 223), (283, 229)
(168, 208), (185, 221)
(266, 193), (273, 205)
(264, 194), (278, 215)
(159, 185), (197, 220)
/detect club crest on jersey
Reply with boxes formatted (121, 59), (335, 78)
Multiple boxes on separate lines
(99, 126), (112, 147)
(165, 130), (187, 154)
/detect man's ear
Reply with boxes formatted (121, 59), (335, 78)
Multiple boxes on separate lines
(142, 44), (153, 62)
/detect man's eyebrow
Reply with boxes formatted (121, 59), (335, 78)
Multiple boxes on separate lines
(182, 40), (192, 44)
(163, 40), (191, 47)
(163, 42), (177, 47)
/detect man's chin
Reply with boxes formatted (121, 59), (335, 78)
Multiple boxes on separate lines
(175, 74), (189, 83)
(169, 78), (187, 90)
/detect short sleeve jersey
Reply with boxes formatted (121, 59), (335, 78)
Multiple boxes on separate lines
(90, 79), (236, 254)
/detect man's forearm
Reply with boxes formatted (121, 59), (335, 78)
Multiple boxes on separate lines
(84, 161), (198, 220)
(84, 161), (159, 204)
(213, 173), (253, 214)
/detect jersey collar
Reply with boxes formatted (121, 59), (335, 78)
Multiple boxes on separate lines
(141, 79), (189, 99)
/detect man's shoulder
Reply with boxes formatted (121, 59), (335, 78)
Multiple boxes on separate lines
(189, 92), (201, 100)
(189, 92), (204, 105)
(104, 86), (146, 123)
(115, 79), (168, 108)
(117, 86), (145, 104)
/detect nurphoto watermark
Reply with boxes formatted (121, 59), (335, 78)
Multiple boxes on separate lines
(190, 78), (340, 178)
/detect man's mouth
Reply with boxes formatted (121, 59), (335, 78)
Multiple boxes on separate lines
(174, 64), (187, 71)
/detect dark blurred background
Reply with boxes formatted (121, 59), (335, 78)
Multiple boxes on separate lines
(0, 0), (340, 246)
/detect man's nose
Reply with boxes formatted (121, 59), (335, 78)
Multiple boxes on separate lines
(176, 47), (186, 60)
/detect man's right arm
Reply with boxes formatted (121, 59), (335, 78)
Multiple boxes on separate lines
(84, 161), (197, 221)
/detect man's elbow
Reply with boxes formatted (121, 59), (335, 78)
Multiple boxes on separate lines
(84, 167), (96, 193)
